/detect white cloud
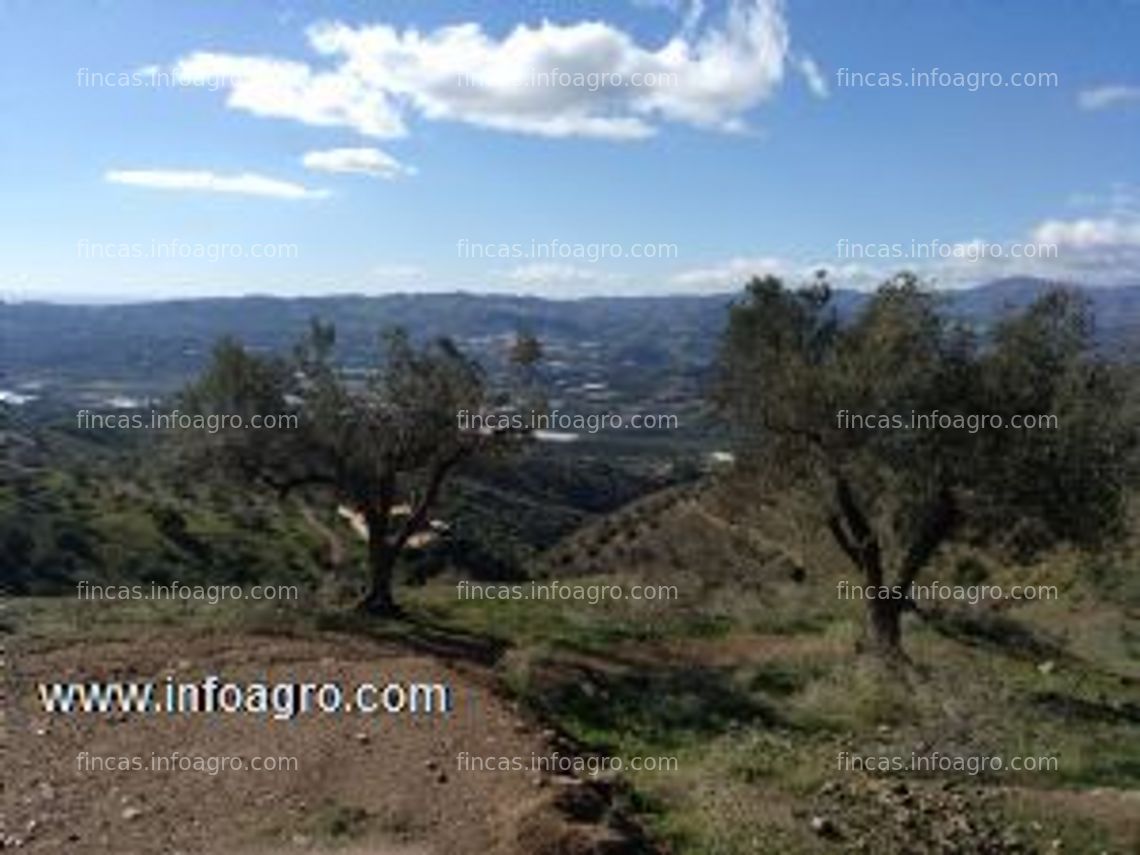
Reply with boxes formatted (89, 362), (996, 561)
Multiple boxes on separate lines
(1077, 85), (1140, 110)
(166, 0), (796, 141)
(174, 53), (407, 137)
(105, 169), (329, 199)
(793, 54), (829, 98)
(302, 147), (415, 178)
(1032, 217), (1140, 249)
(504, 263), (628, 286)
(669, 255), (791, 288)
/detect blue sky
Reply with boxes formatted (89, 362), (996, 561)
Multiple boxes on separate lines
(1, 0), (1138, 301)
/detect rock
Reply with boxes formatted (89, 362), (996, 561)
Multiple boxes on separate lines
(809, 815), (840, 839)
(1038, 660), (1056, 675)
(424, 759), (439, 772)
(435, 771), (448, 784)
(353, 732), (370, 745)
(121, 806), (144, 821)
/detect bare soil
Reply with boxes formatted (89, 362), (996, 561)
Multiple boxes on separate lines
(1, 630), (657, 854)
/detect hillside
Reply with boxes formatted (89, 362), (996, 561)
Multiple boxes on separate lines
(2, 282), (1138, 409)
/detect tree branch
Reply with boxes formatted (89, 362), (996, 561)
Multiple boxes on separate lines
(829, 473), (882, 584)
(391, 446), (470, 552)
(898, 488), (958, 588)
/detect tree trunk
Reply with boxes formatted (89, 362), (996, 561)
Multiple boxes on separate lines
(359, 509), (400, 616)
(863, 595), (903, 657)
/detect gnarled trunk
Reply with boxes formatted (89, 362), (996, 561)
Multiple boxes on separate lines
(863, 595), (903, 656)
(359, 507), (400, 616)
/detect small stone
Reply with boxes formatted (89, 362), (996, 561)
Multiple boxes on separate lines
(1038, 660), (1056, 675)
(353, 732), (370, 745)
(810, 815), (839, 838)
(121, 806), (144, 821)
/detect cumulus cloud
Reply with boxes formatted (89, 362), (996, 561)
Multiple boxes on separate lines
(173, 53), (407, 137)
(670, 255), (791, 288)
(104, 169), (329, 199)
(1033, 217), (1140, 249)
(1077, 85), (1140, 110)
(302, 147), (415, 178)
(669, 256), (884, 292)
(167, 0), (796, 141)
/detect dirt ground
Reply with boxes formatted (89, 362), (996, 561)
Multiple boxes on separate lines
(1, 630), (656, 854)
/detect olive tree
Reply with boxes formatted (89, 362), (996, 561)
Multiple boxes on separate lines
(179, 321), (520, 615)
(718, 273), (1134, 657)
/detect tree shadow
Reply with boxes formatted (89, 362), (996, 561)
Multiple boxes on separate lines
(522, 652), (787, 752)
(316, 608), (508, 669)
(919, 606), (1064, 661)
(1030, 691), (1140, 725)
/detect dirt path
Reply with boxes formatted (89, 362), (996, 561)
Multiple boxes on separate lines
(2, 631), (656, 854)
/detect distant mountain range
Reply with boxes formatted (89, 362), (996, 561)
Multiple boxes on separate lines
(1, 279), (1137, 397)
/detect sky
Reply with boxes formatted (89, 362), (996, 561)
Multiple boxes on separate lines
(0, 0), (1138, 302)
